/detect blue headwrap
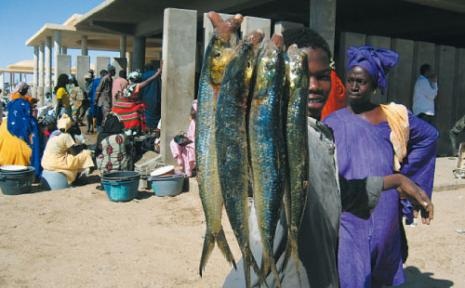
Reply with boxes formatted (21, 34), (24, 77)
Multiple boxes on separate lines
(347, 46), (399, 94)
(7, 98), (42, 176)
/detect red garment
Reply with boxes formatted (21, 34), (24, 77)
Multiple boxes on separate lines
(111, 84), (146, 131)
(321, 70), (346, 120)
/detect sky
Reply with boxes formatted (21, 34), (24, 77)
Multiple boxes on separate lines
(0, 0), (118, 68)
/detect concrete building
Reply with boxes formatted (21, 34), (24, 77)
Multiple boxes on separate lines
(0, 60), (34, 94)
(73, 0), (465, 157)
(25, 14), (161, 103)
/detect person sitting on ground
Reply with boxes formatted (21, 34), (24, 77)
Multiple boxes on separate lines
(41, 114), (94, 185)
(170, 100), (196, 177)
(0, 82), (42, 177)
(95, 113), (131, 174)
(54, 74), (72, 117)
(112, 67), (162, 133)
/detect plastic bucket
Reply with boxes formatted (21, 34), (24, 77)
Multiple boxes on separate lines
(0, 166), (35, 195)
(41, 170), (69, 190)
(102, 171), (140, 182)
(149, 174), (184, 197)
(102, 171), (140, 202)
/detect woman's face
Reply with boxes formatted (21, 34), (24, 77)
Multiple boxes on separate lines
(345, 66), (376, 104)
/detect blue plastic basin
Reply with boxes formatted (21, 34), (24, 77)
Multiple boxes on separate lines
(0, 166), (35, 195)
(102, 171), (140, 202)
(149, 174), (184, 197)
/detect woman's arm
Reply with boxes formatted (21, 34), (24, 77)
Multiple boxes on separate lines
(138, 67), (162, 90)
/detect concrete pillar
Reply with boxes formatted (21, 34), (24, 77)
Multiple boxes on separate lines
(161, 8), (197, 164)
(126, 51), (132, 73)
(56, 55), (72, 79)
(19, 73), (23, 82)
(241, 16), (271, 40)
(62, 46), (67, 55)
(76, 56), (90, 90)
(53, 31), (62, 86)
(389, 38), (414, 107)
(0, 73), (4, 94)
(81, 36), (88, 56)
(120, 35), (127, 58)
(45, 36), (52, 95)
(367, 36), (392, 104)
(274, 21), (304, 35)
(132, 36), (146, 71)
(96, 57), (110, 75)
(112, 58), (127, 77)
(33, 46), (39, 98)
(309, 0), (336, 55)
(38, 42), (45, 102)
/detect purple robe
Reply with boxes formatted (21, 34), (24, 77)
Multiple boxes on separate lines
(324, 107), (437, 288)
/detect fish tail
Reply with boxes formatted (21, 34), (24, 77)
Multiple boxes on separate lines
(199, 231), (215, 277)
(261, 250), (282, 288)
(288, 230), (304, 284)
(216, 228), (237, 270)
(199, 228), (237, 277)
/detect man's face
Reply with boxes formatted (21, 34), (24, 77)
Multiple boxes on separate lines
(304, 47), (331, 118)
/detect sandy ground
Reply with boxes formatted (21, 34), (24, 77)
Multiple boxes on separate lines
(0, 176), (464, 288)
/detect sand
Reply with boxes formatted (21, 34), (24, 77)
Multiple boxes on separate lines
(0, 178), (463, 288)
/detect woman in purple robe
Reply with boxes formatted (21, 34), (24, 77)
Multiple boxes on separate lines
(324, 46), (438, 287)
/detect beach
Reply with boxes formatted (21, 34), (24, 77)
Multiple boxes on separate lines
(0, 176), (463, 288)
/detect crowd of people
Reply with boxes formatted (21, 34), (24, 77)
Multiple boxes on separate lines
(0, 62), (172, 184)
(0, 21), (442, 287)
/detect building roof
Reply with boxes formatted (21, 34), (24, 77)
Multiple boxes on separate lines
(26, 14), (161, 51)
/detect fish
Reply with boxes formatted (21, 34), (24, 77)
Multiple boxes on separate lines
(248, 34), (286, 287)
(197, 12), (242, 277)
(284, 44), (309, 270)
(215, 30), (264, 288)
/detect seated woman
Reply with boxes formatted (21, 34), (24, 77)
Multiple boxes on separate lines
(112, 68), (161, 133)
(0, 82), (42, 177)
(41, 114), (94, 185)
(170, 100), (196, 177)
(95, 113), (131, 173)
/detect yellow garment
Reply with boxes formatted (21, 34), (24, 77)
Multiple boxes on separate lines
(0, 121), (31, 166)
(380, 103), (409, 171)
(56, 87), (70, 108)
(41, 133), (94, 184)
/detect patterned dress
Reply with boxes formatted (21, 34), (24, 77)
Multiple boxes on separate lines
(96, 133), (129, 173)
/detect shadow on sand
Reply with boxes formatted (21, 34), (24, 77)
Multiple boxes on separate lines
(391, 266), (454, 288)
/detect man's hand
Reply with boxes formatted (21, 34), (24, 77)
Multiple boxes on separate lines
(396, 175), (434, 225)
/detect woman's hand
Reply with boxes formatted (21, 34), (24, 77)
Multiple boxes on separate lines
(396, 175), (434, 225)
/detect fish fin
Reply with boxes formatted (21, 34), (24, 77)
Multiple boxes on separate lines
(216, 228), (237, 270)
(199, 231), (215, 277)
(288, 230), (304, 286)
(199, 228), (237, 277)
(260, 251), (282, 288)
